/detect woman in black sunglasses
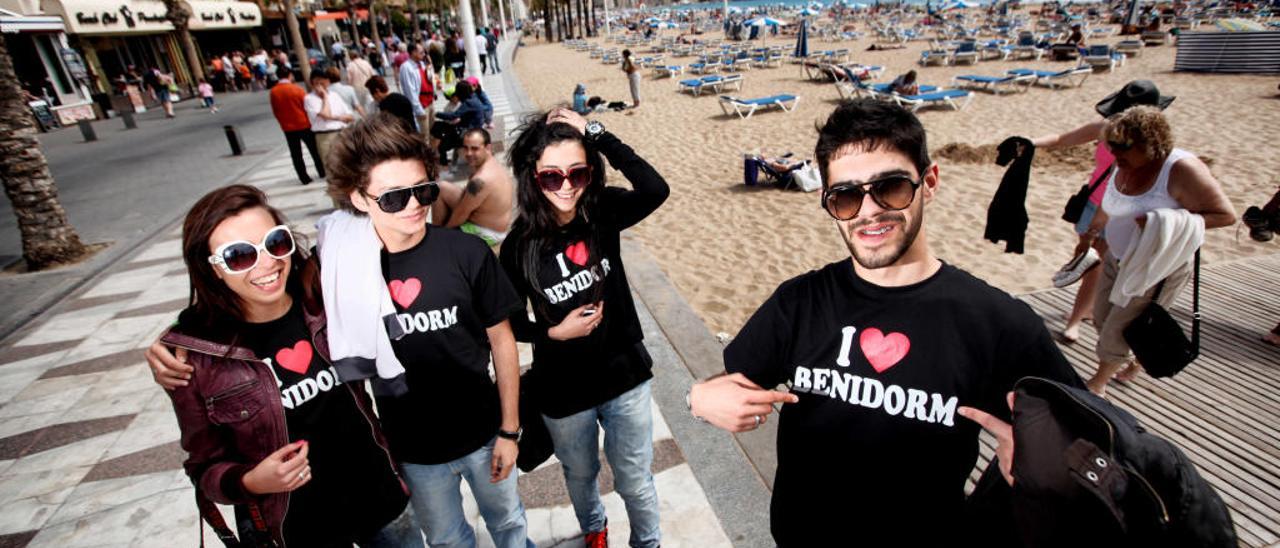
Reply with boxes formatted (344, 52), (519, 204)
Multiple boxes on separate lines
(154, 184), (419, 546)
(499, 108), (669, 548)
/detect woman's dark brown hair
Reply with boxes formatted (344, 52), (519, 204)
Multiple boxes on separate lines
(181, 185), (314, 335)
(325, 113), (438, 213)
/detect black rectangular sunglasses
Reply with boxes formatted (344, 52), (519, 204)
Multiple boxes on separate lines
(370, 181), (440, 213)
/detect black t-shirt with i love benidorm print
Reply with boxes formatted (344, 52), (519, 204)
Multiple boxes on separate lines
(376, 226), (522, 465)
(236, 301), (407, 547)
(725, 260), (1084, 546)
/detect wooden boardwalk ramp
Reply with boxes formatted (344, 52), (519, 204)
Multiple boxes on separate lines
(969, 252), (1280, 547)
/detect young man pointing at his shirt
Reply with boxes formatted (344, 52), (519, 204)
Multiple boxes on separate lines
(688, 99), (1084, 546)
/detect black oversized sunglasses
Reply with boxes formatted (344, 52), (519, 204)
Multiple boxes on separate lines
(821, 174), (922, 221)
(367, 181), (440, 213)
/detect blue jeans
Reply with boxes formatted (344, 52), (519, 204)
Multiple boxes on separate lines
(542, 380), (660, 548)
(399, 438), (534, 548)
(360, 504), (425, 547)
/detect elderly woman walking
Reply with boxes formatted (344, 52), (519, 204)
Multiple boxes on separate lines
(1078, 106), (1236, 396)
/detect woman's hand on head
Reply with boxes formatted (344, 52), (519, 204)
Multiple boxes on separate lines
(547, 108), (588, 135)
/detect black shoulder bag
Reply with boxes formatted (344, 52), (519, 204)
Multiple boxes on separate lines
(1123, 249), (1200, 378)
(1062, 164), (1113, 225)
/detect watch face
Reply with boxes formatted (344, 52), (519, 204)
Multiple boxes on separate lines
(587, 121), (603, 135)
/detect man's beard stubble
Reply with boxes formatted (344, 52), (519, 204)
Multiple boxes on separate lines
(839, 202), (923, 270)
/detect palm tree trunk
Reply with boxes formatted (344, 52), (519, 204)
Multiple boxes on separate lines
(162, 0), (206, 85)
(410, 0), (420, 42)
(542, 0), (552, 41)
(369, 2), (382, 53)
(283, 0), (311, 81)
(349, 3), (362, 45)
(0, 37), (89, 270)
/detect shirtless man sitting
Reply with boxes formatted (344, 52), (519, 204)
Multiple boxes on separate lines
(431, 128), (514, 246)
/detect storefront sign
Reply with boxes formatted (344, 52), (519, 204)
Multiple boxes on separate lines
(54, 102), (96, 125)
(185, 1), (263, 30)
(50, 0), (175, 34)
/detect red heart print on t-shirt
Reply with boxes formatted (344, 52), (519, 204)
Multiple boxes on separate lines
(859, 328), (910, 373)
(388, 278), (422, 308)
(275, 340), (313, 375)
(565, 241), (589, 266)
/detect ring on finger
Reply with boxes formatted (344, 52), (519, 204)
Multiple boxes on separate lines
(753, 415), (762, 427)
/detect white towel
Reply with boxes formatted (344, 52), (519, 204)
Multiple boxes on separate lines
(1110, 208), (1204, 307)
(316, 210), (408, 396)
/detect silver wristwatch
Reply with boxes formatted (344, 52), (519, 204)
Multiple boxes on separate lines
(584, 120), (605, 141)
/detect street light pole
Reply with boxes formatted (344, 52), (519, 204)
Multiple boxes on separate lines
(480, 0), (490, 30)
(497, 0), (508, 35)
(458, 0), (483, 77)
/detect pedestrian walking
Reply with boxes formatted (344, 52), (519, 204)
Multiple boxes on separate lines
(269, 66), (325, 184)
(398, 43), (434, 136)
(475, 31), (490, 74)
(485, 28), (501, 74)
(197, 78), (217, 113)
(345, 51), (376, 109)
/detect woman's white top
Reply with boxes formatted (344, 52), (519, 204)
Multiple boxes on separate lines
(1102, 148), (1191, 259)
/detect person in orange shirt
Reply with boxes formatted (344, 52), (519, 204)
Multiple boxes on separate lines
(270, 66), (325, 185)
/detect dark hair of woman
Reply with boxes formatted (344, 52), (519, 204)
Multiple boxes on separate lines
(180, 184), (315, 340)
(454, 81), (474, 101)
(506, 111), (609, 314)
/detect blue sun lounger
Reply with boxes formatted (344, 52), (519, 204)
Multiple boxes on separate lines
(892, 89), (973, 112)
(718, 94), (800, 119)
(679, 74), (744, 96)
(1006, 67), (1092, 89)
(951, 73), (1034, 94)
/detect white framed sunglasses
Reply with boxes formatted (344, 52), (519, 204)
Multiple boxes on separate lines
(207, 225), (296, 274)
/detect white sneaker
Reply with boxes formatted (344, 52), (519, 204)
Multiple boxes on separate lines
(1052, 247), (1101, 288)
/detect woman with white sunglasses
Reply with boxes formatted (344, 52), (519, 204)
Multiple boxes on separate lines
(158, 184), (421, 547)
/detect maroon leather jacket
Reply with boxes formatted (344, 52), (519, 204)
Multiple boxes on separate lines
(160, 305), (405, 545)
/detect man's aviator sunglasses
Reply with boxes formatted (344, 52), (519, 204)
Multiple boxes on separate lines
(208, 225), (296, 274)
(821, 174), (923, 221)
(536, 166), (593, 192)
(367, 181), (440, 213)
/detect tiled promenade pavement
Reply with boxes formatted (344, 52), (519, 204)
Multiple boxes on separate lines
(0, 44), (733, 548)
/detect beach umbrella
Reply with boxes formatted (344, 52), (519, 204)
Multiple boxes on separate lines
(650, 21), (678, 29)
(798, 7), (820, 16)
(795, 19), (809, 58)
(744, 16), (787, 45)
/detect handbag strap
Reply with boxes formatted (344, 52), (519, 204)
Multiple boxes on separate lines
(1087, 163), (1114, 194)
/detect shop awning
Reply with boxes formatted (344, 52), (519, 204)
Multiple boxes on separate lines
(0, 8), (68, 31)
(185, 0), (261, 30)
(42, 0), (173, 34)
(313, 8), (368, 21)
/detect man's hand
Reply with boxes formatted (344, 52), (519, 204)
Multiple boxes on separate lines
(490, 438), (518, 483)
(689, 373), (799, 433)
(548, 302), (603, 341)
(145, 341), (192, 390)
(958, 392), (1016, 486)
(242, 440), (311, 495)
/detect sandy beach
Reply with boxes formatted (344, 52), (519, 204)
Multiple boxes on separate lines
(513, 22), (1280, 335)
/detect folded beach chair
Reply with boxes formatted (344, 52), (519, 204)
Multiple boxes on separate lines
(952, 73), (1034, 94)
(1082, 44), (1124, 71)
(718, 94), (800, 119)
(950, 41), (980, 65)
(892, 89), (973, 112)
(1006, 66), (1092, 89)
